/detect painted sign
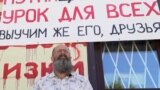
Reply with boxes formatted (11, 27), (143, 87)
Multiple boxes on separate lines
(0, 0), (160, 45)
(0, 43), (88, 90)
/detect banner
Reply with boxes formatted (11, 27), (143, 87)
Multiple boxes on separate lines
(0, 43), (88, 90)
(0, 0), (160, 45)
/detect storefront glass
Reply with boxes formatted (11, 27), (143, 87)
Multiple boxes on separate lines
(102, 41), (160, 89)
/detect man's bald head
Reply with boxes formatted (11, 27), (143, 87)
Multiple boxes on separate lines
(51, 44), (71, 62)
(52, 45), (70, 56)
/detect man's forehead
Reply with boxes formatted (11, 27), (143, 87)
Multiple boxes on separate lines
(55, 45), (69, 51)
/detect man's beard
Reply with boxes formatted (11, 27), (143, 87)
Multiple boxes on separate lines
(54, 56), (73, 74)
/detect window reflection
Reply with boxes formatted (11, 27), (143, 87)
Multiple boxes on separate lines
(102, 41), (160, 89)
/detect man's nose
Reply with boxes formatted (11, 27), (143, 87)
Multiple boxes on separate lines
(60, 52), (65, 56)
(60, 50), (67, 54)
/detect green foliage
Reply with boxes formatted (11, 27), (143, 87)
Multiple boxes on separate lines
(105, 77), (136, 89)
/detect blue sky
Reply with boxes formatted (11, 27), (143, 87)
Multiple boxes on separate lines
(102, 51), (160, 88)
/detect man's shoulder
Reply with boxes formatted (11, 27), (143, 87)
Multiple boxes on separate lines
(71, 72), (88, 82)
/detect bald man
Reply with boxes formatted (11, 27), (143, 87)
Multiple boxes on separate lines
(33, 44), (93, 90)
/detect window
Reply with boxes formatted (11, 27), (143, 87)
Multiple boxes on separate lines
(102, 41), (160, 89)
